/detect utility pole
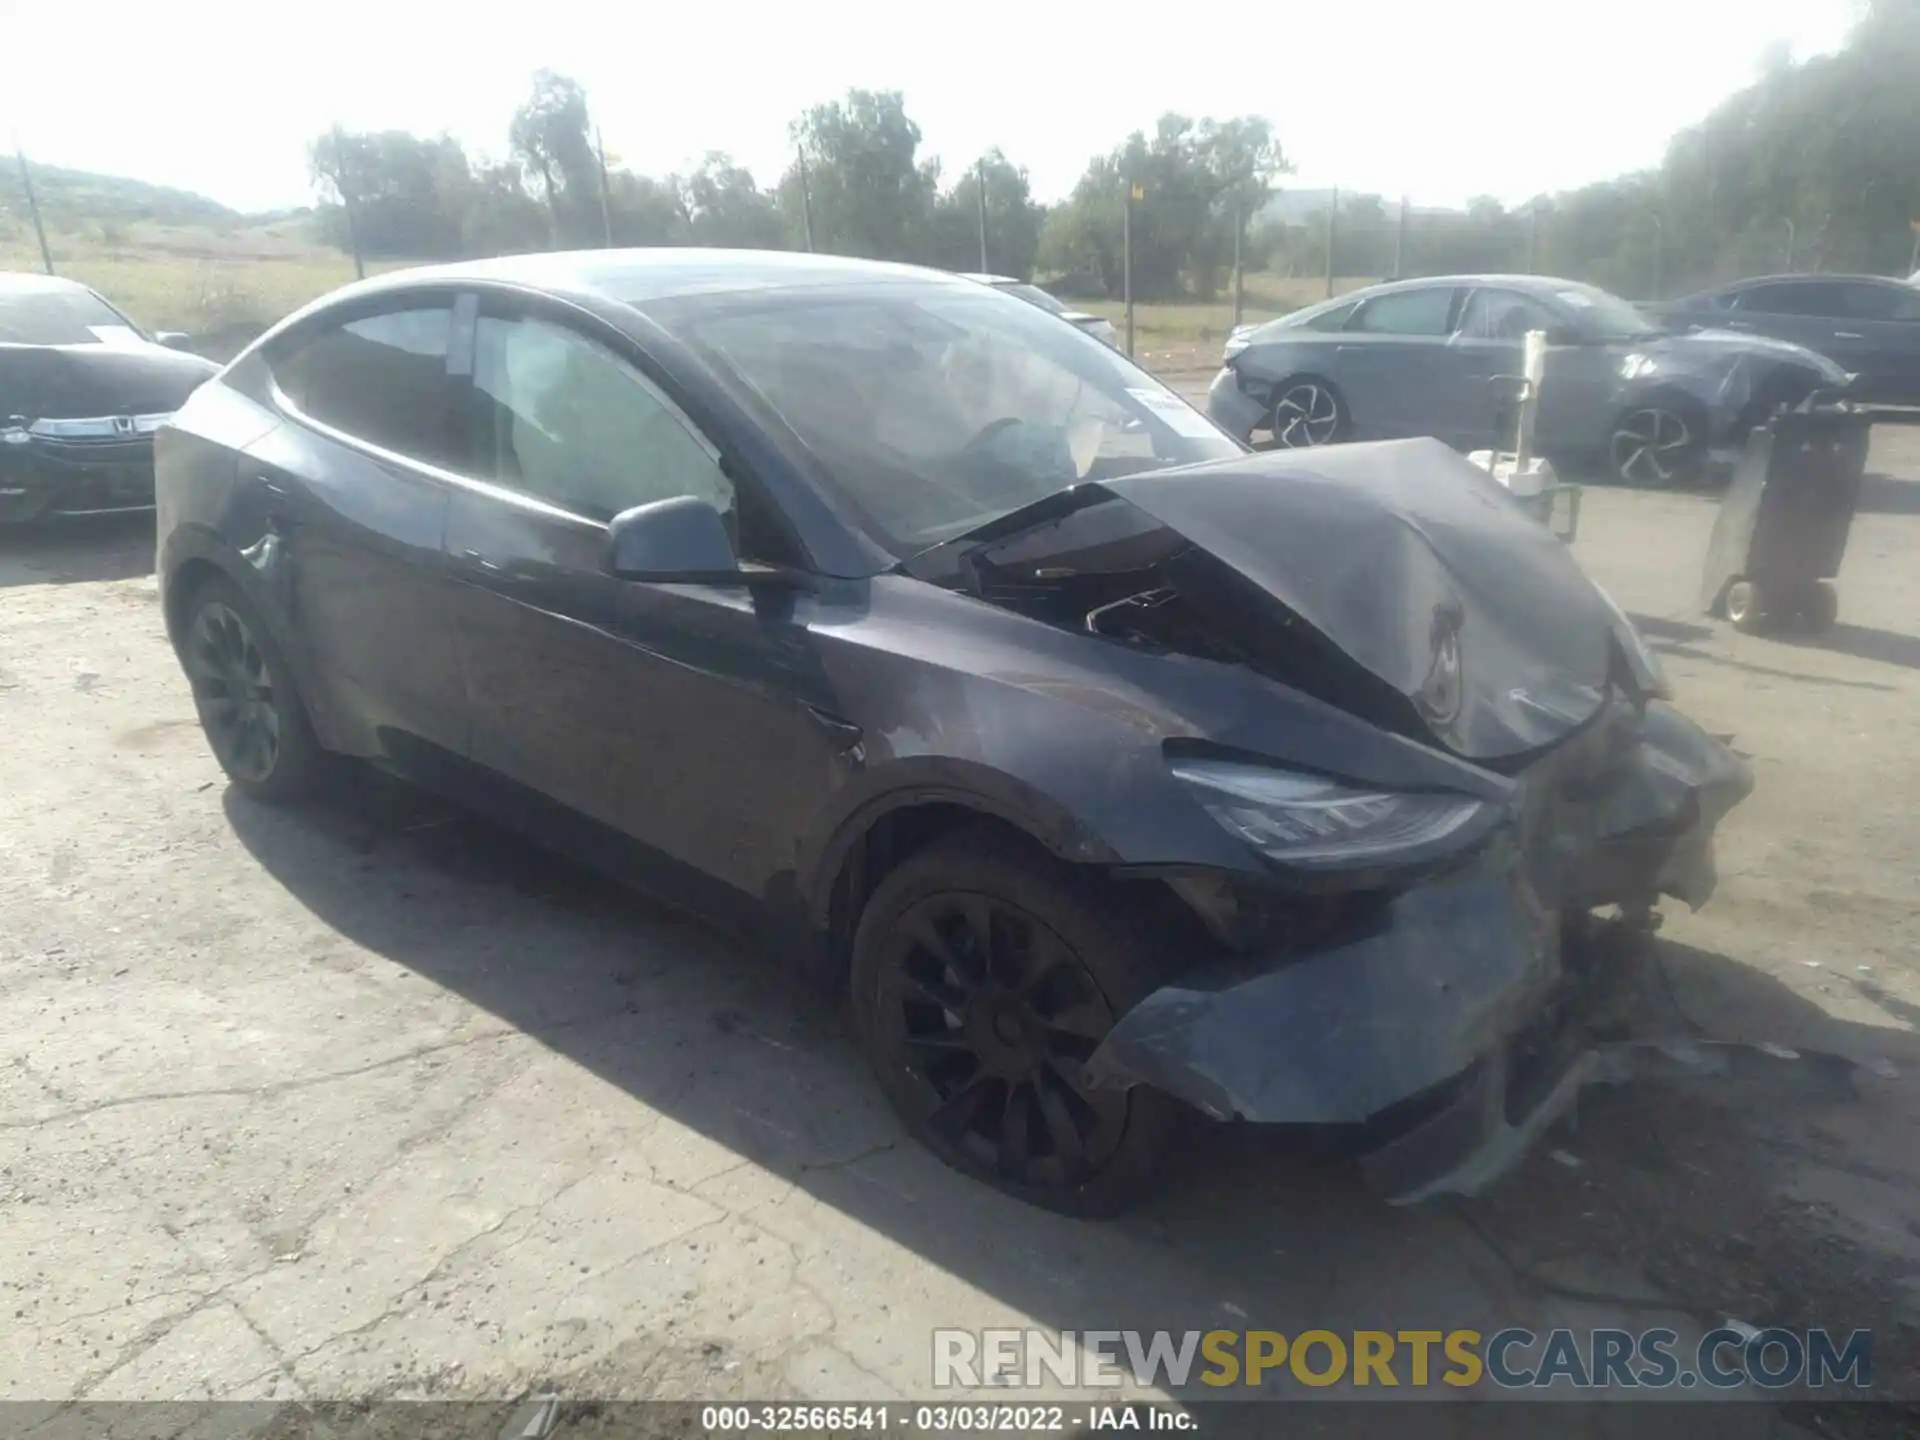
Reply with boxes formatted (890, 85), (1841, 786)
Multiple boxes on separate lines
(594, 127), (614, 247)
(1784, 218), (1797, 271)
(331, 125), (365, 280)
(1526, 205), (1540, 273)
(12, 139), (54, 276)
(1324, 186), (1338, 299)
(1392, 194), (1407, 280)
(797, 145), (815, 253)
(1231, 193), (1244, 329)
(1122, 180), (1134, 357)
(975, 157), (989, 273)
(1650, 214), (1664, 300)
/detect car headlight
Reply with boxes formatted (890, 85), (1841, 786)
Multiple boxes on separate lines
(1222, 325), (1257, 362)
(1169, 757), (1493, 868)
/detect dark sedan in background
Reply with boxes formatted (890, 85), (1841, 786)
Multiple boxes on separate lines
(156, 249), (1750, 1215)
(1652, 272), (1920, 406)
(1, 272), (217, 523)
(1209, 275), (1850, 485)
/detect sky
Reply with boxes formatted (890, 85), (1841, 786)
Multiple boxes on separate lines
(6, 0), (1862, 215)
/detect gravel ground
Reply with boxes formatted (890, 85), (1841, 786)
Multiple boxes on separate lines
(3, 418), (1918, 1435)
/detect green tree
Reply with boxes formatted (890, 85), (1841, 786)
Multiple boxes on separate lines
(926, 149), (1045, 276)
(509, 70), (602, 246)
(1038, 114), (1287, 299)
(778, 90), (938, 260)
(679, 153), (787, 249)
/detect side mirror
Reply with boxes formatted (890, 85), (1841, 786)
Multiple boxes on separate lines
(1542, 324), (1584, 347)
(154, 331), (193, 351)
(605, 496), (740, 583)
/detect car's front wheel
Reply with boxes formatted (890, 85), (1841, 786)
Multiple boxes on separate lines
(1608, 402), (1706, 487)
(179, 576), (323, 803)
(1269, 377), (1347, 448)
(850, 828), (1180, 1217)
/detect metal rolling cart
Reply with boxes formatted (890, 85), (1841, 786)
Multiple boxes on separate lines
(1468, 331), (1582, 543)
(1698, 400), (1915, 633)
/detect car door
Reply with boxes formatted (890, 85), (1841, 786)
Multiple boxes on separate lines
(1722, 280), (1865, 366)
(1442, 287), (1584, 451)
(439, 293), (847, 907)
(1330, 285), (1464, 442)
(1819, 281), (1920, 404)
(1872, 283), (1920, 405)
(248, 298), (470, 765)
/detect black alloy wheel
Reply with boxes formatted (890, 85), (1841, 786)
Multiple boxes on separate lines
(180, 578), (321, 801)
(852, 830), (1178, 1216)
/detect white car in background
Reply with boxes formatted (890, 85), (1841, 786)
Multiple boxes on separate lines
(962, 273), (1120, 348)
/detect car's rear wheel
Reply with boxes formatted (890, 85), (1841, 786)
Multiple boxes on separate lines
(1269, 378), (1347, 448)
(179, 576), (323, 803)
(850, 829), (1180, 1217)
(1608, 403), (1705, 487)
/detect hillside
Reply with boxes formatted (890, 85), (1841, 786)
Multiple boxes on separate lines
(0, 161), (248, 230)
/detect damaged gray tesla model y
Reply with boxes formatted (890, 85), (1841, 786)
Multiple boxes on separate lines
(156, 250), (1752, 1216)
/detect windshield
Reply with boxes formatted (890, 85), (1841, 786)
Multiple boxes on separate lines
(1553, 284), (1662, 342)
(654, 283), (1240, 556)
(0, 287), (144, 346)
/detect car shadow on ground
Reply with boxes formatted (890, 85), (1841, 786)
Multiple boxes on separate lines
(1769, 622), (1920, 675)
(1855, 472), (1920, 518)
(1631, 611), (1920, 683)
(0, 511), (154, 588)
(222, 768), (1920, 1420)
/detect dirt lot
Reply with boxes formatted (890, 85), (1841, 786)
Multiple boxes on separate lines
(3, 416), (1919, 1434)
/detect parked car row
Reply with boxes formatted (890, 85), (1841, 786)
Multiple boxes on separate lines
(1204, 272), (1886, 486)
(149, 248), (1754, 1213)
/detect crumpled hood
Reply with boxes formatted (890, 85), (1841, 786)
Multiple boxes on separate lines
(1645, 328), (1851, 386)
(1100, 438), (1626, 762)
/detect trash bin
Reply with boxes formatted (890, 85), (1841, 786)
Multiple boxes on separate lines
(1698, 404), (1871, 633)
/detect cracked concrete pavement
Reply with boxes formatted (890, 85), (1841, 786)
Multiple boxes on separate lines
(3, 418), (1919, 1432)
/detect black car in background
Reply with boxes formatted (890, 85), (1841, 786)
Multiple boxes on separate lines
(1653, 273), (1920, 406)
(155, 249), (1751, 1215)
(1, 272), (218, 523)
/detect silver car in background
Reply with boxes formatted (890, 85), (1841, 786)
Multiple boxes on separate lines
(1207, 275), (1851, 485)
(963, 273), (1120, 348)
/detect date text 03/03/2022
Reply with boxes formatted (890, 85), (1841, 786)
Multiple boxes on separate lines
(698, 1404), (1193, 1432)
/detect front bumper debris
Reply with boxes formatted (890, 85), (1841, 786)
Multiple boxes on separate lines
(1206, 366), (1268, 444)
(1085, 699), (1754, 1203)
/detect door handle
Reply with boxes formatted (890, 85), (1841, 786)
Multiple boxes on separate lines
(458, 547), (502, 573)
(1835, 331), (1865, 340)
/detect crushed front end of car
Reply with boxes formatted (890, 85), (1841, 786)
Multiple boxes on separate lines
(918, 437), (1752, 1203)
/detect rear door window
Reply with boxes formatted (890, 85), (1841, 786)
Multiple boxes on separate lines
(270, 306), (460, 470)
(1456, 290), (1561, 341)
(1348, 287), (1459, 336)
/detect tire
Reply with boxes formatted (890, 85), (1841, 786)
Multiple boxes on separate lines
(849, 827), (1181, 1217)
(177, 574), (324, 803)
(1268, 377), (1348, 449)
(1797, 581), (1839, 632)
(1724, 579), (1773, 634)
(1608, 401), (1706, 487)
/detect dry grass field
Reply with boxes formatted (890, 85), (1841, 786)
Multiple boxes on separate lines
(2, 216), (1376, 363)
(0, 218), (409, 353)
